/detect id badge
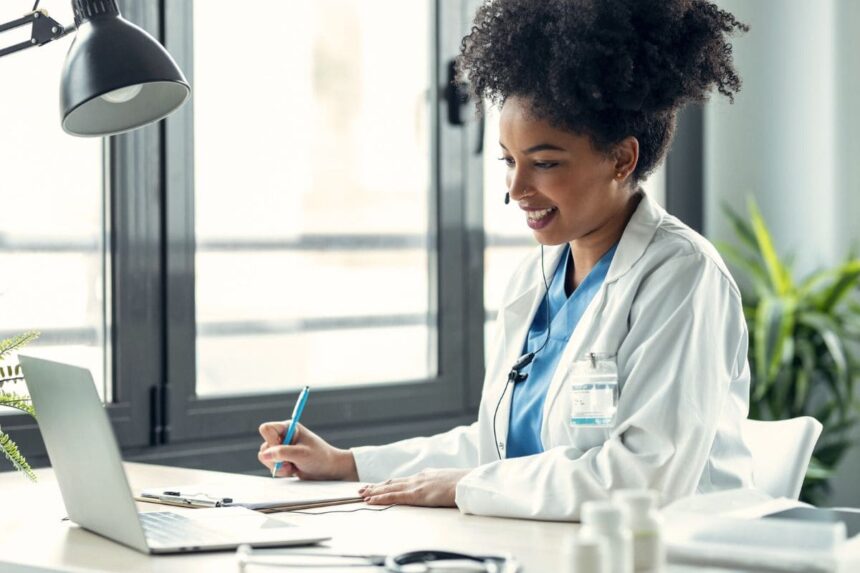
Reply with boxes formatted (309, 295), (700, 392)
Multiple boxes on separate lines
(567, 352), (618, 427)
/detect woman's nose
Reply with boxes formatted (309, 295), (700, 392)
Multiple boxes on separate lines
(508, 180), (532, 201)
(507, 175), (533, 202)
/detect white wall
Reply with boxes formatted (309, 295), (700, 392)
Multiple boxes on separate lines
(705, 0), (860, 506)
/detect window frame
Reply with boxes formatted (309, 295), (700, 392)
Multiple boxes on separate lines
(3, 0), (164, 460)
(159, 0), (482, 444)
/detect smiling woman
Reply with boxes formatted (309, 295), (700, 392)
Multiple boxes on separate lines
(256, 0), (756, 522)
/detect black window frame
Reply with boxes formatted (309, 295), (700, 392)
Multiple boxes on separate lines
(158, 0), (484, 452)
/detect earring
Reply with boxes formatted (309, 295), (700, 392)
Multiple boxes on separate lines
(616, 172), (624, 179)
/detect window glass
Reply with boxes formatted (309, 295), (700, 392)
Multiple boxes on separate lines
(0, 3), (106, 400)
(193, 1), (433, 396)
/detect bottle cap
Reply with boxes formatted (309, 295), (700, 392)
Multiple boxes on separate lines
(613, 489), (659, 512)
(581, 500), (624, 529)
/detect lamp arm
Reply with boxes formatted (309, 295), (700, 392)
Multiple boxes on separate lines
(0, 9), (74, 58)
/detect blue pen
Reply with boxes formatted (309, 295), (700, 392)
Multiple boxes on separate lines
(272, 385), (310, 478)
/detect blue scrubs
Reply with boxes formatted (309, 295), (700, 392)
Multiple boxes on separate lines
(506, 243), (618, 458)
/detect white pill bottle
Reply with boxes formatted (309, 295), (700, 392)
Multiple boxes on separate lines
(613, 490), (665, 572)
(580, 501), (633, 573)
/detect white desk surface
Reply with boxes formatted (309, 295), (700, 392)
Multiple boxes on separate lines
(0, 462), (729, 572)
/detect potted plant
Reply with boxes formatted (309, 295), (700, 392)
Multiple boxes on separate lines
(719, 200), (860, 503)
(0, 331), (39, 481)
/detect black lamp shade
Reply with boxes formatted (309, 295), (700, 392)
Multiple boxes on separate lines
(60, 1), (190, 137)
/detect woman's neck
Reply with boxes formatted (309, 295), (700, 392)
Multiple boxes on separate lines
(567, 190), (642, 292)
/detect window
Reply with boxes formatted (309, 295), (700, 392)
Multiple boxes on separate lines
(192, 1), (434, 396)
(0, 3), (106, 400)
(160, 0), (477, 445)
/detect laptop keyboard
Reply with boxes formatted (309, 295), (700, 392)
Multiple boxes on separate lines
(140, 511), (233, 547)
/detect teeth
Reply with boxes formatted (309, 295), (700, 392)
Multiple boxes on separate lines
(526, 207), (555, 220)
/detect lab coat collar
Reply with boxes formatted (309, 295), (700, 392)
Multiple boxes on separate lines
(604, 190), (664, 284)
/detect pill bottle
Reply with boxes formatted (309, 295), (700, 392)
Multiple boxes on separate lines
(570, 531), (608, 573)
(580, 501), (633, 573)
(613, 489), (665, 572)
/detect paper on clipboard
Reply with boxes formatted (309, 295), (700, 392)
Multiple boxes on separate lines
(140, 478), (365, 512)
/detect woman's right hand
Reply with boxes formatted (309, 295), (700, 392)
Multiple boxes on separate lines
(257, 421), (359, 481)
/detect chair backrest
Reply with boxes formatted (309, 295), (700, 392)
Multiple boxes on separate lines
(741, 417), (823, 499)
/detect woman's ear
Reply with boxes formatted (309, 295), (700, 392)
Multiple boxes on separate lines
(613, 136), (639, 179)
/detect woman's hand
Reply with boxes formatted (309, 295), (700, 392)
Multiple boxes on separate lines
(258, 421), (358, 481)
(358, 468), (472, 508)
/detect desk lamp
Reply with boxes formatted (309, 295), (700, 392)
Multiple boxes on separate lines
(0, 0), (190, 136)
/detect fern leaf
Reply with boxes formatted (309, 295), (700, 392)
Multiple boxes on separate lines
(0, 392), (36, 417)
(0, 430), (37, 481)
(0, 330), (40, 360)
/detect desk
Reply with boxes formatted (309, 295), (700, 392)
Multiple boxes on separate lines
(0, 462), (727, 572)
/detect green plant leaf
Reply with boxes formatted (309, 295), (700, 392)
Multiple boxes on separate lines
(799, 312), (850, 401)
(753, 294), (796, 399)
(825, 416), (859, 436)
(814, 260), (860, 313)
(0, 331), (39, 360)
(793, 337), (817, 415)
(716, 240), (771, 292)
(798, 267), (840, 298)
(805, 456), (835, 481)
(0, 430), (36, 481)
(721, 203), (760, 254)
(792, 368), (810, 417)
(814, 440), (854, 467)
(0, 392), (35, 417)
(748, 199), (794, 295)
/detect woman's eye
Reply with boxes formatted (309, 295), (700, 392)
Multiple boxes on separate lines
(498, 157), (515, 167)
(534, 161), (559, 170)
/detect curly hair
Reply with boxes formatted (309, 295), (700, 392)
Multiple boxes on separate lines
(458, 0), (748, 183)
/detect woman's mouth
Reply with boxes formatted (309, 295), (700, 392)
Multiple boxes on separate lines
(525, 207), (558, 230)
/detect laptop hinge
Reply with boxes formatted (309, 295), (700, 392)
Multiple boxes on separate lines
(150, 384), (169, 445)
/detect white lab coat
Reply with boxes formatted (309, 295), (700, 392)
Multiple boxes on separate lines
(352, 192), (753, 521)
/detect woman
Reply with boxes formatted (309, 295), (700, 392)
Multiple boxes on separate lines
(258, 0), (753, 521)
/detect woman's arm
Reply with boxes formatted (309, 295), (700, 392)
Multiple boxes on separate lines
(351, 422), (480, 482)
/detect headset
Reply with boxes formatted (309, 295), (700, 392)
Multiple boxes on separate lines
(492, 189), (554, 460)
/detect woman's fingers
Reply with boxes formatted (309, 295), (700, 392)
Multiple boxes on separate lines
(365, 490), (415, 505)
(258, 421), (286, 447)
(358, 469), (465, 508)
(258, 446), (300, 475)
(359, 477), (410, 497)
(278, 461), (298, 477)
(262, 444), (310, 465)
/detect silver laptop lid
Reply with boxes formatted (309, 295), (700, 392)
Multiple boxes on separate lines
(19, 355), (149, 553)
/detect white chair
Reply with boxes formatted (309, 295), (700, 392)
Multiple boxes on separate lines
(741, 417), (823, 499)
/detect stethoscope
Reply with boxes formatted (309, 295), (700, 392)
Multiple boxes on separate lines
(237, 545), (519, 572)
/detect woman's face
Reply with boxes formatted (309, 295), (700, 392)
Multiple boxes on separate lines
(499, 95), (631, 246)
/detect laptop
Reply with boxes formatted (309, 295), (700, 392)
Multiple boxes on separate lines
(19, 354), (331, 554)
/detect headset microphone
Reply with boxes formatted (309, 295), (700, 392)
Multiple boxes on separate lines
(504, 192), (510, 205)
(492, 246), (553, 460)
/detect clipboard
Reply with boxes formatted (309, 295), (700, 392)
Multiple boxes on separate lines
(137, 480), (366, 513)
(134, 494), (365, 512)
